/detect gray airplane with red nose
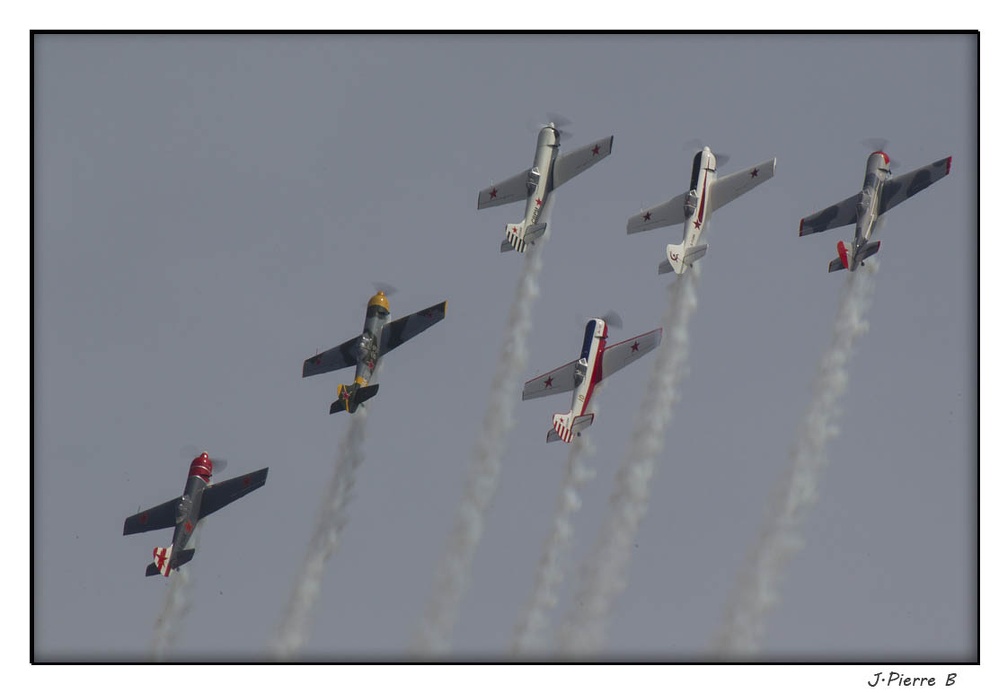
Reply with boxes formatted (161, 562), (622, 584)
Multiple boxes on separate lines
(799, 150), (952, 272)
(123, 452), (268, 577)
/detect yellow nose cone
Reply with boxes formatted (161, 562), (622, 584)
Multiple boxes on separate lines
(368, 291), (390, 311)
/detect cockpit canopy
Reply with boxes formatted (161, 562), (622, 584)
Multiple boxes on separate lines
(574, 358), (588, 386)
(358, 332), (377, 361)
(684, 190), (699, 217)
(526, 167), (541, 193)
(175, 495), (192, 524)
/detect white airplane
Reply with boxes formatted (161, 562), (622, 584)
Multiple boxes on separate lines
(627, 147), (776, 274)
(522, 316), (661, 443)
(477, 122), (613, 253)
(799, 150), (951, 272)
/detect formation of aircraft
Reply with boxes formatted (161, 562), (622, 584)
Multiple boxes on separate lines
(477, 121), (613, 253)
(302, 290), (447, 414)
(123, 453), (268, 577)
(123, 123), (953, 580)
(523, 315), (662, 443)
(799, 150), (952, 272)
(627, 146), (777, 274)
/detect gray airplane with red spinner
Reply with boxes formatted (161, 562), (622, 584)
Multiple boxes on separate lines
(123, 452), (268, 577)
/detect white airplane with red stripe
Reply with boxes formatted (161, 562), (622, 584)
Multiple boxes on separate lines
(627, 147), (776, 274)
(522, 316), (661, 443)
(799, 150), (952, 272)
(477, 122), (613, 254)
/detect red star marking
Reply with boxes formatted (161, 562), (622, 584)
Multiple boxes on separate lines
(535, 198), (542, 207)
(631, 341), (640, 352)
(184, 520), (193, 533)
(591, 144), (601, 156)
(243, 476), (251, 488)
(750, 168), (759, 178)
(643, 211), (651, 221)
(512, 226), (519, 233)
(693, 219), (702, 229)
(140, 512), (149, 525)
(544, 376), (554, 388)
(490, 187), (498, 199)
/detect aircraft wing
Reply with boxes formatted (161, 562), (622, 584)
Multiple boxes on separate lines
(601, 328), (662, 381)
(552, 136), (614, 189)
(879, 156), (951, 215)
(709, 158), (777, 214)
(303, 336), (359, 378)
(123, 496), (181, 535)
(522, 359), (579, 400)
(477, 169), (530, 209)
(199, 468), (269, 519)
(626, 192), (689, 234)
(799, 192), (860, 236)
(379, 301), (447, 356)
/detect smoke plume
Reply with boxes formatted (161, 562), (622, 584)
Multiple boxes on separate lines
(273, 405), (371, 658)
(558, 269), (700, 654)
(714, 262), (877, 656)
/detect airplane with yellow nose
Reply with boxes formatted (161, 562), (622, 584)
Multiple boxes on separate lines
(302, 290), (447, 414)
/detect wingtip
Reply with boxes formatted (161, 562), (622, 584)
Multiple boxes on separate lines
(798, 218), (805, 236)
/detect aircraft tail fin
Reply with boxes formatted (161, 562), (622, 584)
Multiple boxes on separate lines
(661, 242), (707, 275)
(547, 412), (594, 444)
(330, 383), (380, 414)
(501, 221), (547, 254)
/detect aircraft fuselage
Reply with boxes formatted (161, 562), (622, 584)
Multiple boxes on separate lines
(167, 455), (212, 570)
(853, 151), (892, 255)
(567, 318), (609, 419)
(519, 125), (561, 228)
(679, 147), (718, 251)
(353, 294), (391, 388)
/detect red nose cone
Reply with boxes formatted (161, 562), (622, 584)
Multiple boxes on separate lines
(871, 150), (890, 164)
(188, 452), (213, 481)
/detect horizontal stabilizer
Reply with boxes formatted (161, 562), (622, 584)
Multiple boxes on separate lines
(330, 383), (380, 415)
(145, 547), (195, 577)
(828, 257), (845, 273)
(502, 221), (546, 254)
(548, 411), (593, 444)
(663, 241), (705, 275)
(859, 240), (881, 262)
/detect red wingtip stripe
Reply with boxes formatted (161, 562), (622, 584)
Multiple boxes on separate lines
(946, 156), (952, 174)
(799, 218), (804, 236)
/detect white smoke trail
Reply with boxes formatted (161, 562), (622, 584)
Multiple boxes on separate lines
(151, 523), (202, 660)
(714, 262), (877, 657)
(272, 405), (371, 659)
(414, 240), (546, 655)
(512, 421), (597, 655)
(557, 268), (700, 655)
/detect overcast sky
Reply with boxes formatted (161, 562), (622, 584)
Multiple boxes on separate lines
(31, 30), (979, 679)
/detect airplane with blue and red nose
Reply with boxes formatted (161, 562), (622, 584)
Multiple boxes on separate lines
(477, 121), (613, 254)
(799, 150), (951, 272)
(627, 146), (777, 275)
(522, 315), (661, 443)
(123, 452), (268, 577)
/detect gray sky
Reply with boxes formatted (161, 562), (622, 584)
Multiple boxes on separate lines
(32, 32), (977, 671)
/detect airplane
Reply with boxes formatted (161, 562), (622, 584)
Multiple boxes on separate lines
(302, 290), (447, 414)
(626, 146), (777, 274)
(799, 150), (951, 272)
(477, 121), (613, 253)
(522, 315), (661, 443)
(123, 452), (268, 577)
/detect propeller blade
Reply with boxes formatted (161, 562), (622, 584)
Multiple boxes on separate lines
(682, 138), (704, 152)
(373, 282), (398, 296)
(180, 445), (227, 474)
(602, 310), (623, 330)
(546, 112), (572, 129)
(861, 137), (890, 152)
